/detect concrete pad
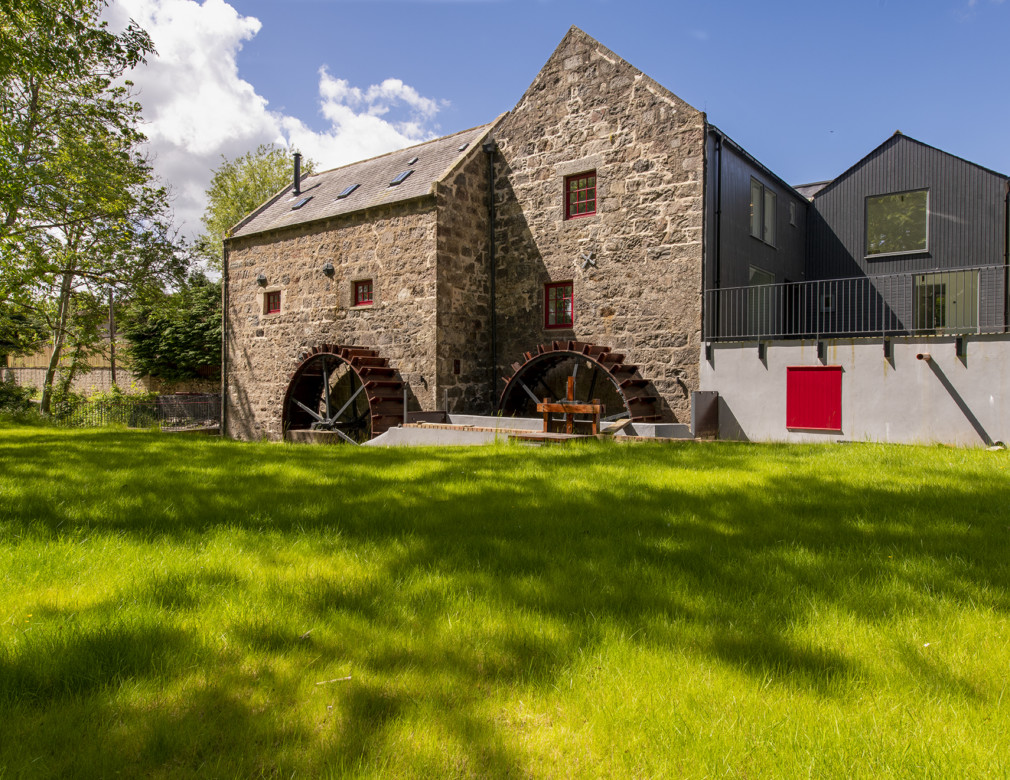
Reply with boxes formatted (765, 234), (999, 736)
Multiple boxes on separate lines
(364, 426), (506, 447)
(616, 422), (693, 439)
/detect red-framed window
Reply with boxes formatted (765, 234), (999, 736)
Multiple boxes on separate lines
(354, 279), (373, 306)
(545, 281), (574, 329)
(565, 171), (596, 219)
(786, 365), (842, 431)
(265, 290), (281, 314)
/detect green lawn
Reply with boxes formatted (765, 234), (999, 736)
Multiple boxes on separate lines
(1, 425), (1009, 778)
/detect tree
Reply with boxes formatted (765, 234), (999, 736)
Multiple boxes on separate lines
(0, 0), (154, 237)
(0, 301), (46, 361)
(121, 274), (222, 382)
(0, 0), (185, 414)
(196, 144), (314, 269)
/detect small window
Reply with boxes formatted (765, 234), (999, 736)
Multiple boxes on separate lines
(336, 184), (360, 199)
(265, 290), (281, 314)
(866, 189), (928, 257)
(291, 196), (312, 210)
(354, 280), (373, 307)
(750, 178), (776, 246)
(545, 281), (574, 329)
(564, 171), (596, 219)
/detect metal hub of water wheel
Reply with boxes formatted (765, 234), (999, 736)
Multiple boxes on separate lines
(282, 345), (404, 442)
(497, 341), (662, 425)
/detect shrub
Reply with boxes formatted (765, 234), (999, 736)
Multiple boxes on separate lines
(0, 374), (37, 419)
(52, 386), (161, 428)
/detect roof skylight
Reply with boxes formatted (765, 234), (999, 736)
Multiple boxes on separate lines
(292, 196), (312, 210)
(336, 184), (360, 199)
(389, 170), (413, 186)
(458, 142), (469, 152)
(407, 156), (419, 165)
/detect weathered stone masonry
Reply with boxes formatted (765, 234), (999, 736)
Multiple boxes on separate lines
(491, 28), (706, 422)
(435, 147), (494, 414)
(224, 124), (499, 440)
(223, 28), (720, 440)
(225, 202), (440, 440)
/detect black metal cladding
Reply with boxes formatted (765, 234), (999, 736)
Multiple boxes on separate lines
(808, 134), (1008, 280)
(703, 131), (1010, 340)
(704, 129), (808, 292)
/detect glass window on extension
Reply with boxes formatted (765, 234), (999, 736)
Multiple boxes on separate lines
(750, 178), (776, 246)
(866, 189), (928, 257)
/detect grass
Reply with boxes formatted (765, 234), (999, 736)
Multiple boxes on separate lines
(1, 425), (1009, 778)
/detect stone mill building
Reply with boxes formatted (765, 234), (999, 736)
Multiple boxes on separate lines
(222, 27), (813, 442)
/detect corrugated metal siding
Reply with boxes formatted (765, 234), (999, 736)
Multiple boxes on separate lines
(809, 135), (1008, 280)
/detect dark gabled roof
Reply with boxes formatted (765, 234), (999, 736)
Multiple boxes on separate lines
(229, 121), (500, 240)
(793, 180), (832, 200)
(812, 131), (1009, 200)
(707, 124), (810, 203)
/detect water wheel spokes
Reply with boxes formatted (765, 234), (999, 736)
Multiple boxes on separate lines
(498, 341), (662, 425)
(283, 345), (405, 442)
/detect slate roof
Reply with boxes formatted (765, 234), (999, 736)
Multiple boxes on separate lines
(230, 122), (498, 239)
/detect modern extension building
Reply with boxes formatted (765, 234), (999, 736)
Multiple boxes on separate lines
(704, 133), (1010, 445)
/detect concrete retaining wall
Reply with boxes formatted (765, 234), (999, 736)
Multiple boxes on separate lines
(702, 336), (1010, 447)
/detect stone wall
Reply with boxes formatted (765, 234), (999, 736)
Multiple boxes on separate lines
(435, 145), (494, 414)
(224, 200), (439, 440)
(491, 27), (706, 422)
(2, 365), (216, 396)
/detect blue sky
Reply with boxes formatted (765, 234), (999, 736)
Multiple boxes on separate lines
(108, 0), (1010, 237)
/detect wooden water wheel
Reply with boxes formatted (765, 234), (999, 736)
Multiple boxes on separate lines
(497, 341), (661, 425)
(282, 345), (404, 442)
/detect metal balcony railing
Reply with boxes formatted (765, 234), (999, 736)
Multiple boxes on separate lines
(704, 265), (1007, 341)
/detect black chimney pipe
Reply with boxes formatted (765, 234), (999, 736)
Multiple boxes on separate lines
(293, 152), (302, 196)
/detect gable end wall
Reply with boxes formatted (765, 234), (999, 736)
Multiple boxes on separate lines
(491, 28), (706, 422)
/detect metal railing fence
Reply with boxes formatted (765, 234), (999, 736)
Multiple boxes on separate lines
(53, 394), (221, 429)
(704, 265), (1007, 341)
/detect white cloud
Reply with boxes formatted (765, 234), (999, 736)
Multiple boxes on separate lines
(105, 0), (445, 241)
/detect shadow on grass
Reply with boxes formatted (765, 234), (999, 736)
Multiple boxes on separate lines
(0, 620), (187, 705)
(2, 428), (1009, 774)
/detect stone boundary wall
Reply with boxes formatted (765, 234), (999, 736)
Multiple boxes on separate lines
(2, 366), (217, 396)
(491, 27), (706, 422)
(703, 336), (1010, 446)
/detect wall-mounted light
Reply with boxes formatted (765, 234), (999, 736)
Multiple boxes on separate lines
(322, 262), (334, 277)
(256, 273), (267, 286)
